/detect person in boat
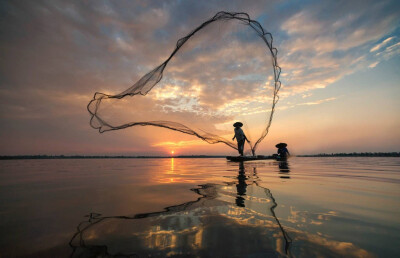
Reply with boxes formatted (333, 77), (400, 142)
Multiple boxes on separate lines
(276, 143), (290, 159)
(232, 122), (250, 156)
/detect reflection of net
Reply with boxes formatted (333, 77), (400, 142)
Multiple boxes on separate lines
(87, 11), (281, 154)
(70, 178), (291, 257)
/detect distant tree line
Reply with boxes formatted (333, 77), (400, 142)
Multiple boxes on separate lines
(0, 155), (227, 160)
(297, 152), (400, 157)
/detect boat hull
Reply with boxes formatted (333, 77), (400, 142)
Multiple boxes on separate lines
(226, 155), (276, 162)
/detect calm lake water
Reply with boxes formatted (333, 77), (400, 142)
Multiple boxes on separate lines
(0, 157), (399, 257)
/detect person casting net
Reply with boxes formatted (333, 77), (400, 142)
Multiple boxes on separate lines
(87, 11), (281, 155)
(232, 122), (250, 156)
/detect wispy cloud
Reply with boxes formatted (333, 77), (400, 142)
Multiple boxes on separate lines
(370, 37), (395, 52)
(376, 42), (400, 59)
(279, 1), (399, 94)
(278, 97), (337, 111)
(368, 62), (379, 68)
(152, 139), (206, 148)
(297, 97), (337, 106)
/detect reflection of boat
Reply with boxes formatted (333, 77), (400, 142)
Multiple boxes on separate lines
(226, 155), (276, 162)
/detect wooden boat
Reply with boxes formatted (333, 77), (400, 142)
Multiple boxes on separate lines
(226, 155), (276, 162)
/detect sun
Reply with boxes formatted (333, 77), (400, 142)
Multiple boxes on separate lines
(171, 150), (175, 154)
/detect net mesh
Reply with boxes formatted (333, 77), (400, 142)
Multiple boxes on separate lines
(87, 11), (281, 155)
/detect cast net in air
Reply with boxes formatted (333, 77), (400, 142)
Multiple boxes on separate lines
(87, 11), (281, 155)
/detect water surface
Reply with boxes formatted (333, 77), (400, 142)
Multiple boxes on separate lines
(0, 157), (399, 257)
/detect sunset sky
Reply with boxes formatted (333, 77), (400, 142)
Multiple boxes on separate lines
(0, 0), (399, 156)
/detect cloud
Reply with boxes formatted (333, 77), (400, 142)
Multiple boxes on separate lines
(368, 62), (379, 68)
(297, 97), (337, 106)
(278, 0), (399, 94)
(281, 2), (398, 53)
(152, 139), (206, 148)
(0, 0), (399, 154)
(277, 97), (337, 111)
(370, 36), (395, 52)
(376, 42), (400, 60)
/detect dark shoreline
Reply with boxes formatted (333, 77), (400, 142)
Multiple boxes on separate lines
(297, 152), (400, 157)
(0, 155), (227, 160)
(0, 152), (399, 160)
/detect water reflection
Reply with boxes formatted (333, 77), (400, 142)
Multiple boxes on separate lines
(69, 160), (374, 258)
(70, 162), (292, 257)
(278, 161), (290, 179)
(235, 162), (247, 207)
(1, 158), (393, 257)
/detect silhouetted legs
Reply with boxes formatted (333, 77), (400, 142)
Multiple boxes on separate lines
(238, 139), (245, 156)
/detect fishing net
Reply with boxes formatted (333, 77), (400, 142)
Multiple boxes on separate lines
(87, 11), (281, 155)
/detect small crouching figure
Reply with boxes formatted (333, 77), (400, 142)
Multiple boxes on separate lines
(275, 143), (290, 160)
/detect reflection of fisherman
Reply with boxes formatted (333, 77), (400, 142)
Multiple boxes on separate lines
(279, 162), (290, 173)
(278, 161), (290, 179)
(232, 122), (250, 156)
(276, 143), (290, 159)
(236, 161), (247, 207)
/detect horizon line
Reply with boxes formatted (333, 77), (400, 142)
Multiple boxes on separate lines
(0, 152), (399, 160)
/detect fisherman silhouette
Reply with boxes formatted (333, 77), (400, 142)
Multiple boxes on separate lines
(232, 122), (250, 156)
